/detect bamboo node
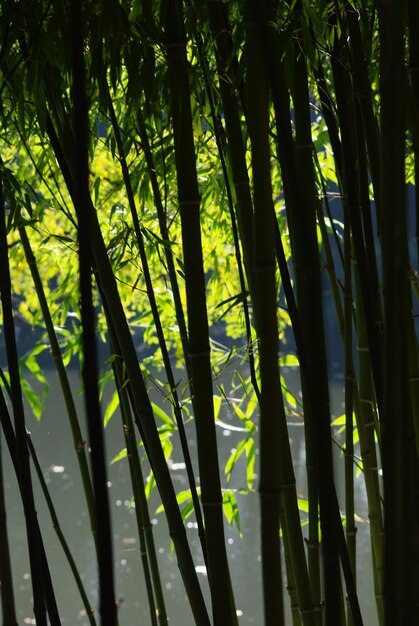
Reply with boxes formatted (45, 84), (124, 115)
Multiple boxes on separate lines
(253, 263), (276, 273)
(359, 398), (374, 406)
(203, 499), (222, 508)
(169, 527), (187, 539)
(233, 179), (250, 188)
(300, 606), (321, 615)
(259, 490), (280, 499)
(281, 481), (297, 490)
(164, 40), (187, 50)
(188, 349), (211, 358)
(179, 197), (201, 206)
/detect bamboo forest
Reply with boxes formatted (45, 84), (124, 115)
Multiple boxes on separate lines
(0, 1), (417, 625)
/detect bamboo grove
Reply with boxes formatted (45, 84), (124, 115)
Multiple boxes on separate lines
(0, 0), (417, 625)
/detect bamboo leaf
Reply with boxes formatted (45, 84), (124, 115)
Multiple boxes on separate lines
(151, 402), (175, 429)
(104, 389), (120, 427)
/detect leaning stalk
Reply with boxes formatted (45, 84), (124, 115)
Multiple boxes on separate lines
(0, 167), (48, 626)
(19, 223), (97, 544)
(44, 116), (211, 624)
(26, 434), (96, 626)
(106, 310), (167, 626)
(107, 91), (206, 564)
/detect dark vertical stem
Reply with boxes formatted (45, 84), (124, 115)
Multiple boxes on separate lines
(205, 0), (255, 290)
(0, 432), (17, 626)
(331, 34), (384, 418)
(262, 7), (322, 612)
(0, 360), (61, 625)
(45, 113), (211, 624)
(70, 2), (117, 624)
(19, 222), (97, 545)
(107, 92), (207, 566)
(0, 169), (48, 626)
(345, 2), (381, 220)
(164, 2), (237, 622)
(103, 296), (166, 626)
(244, 2), (284, 623)
(136, 111), (192, 383)
(343, 205), (355, 626)
(193, 29), (260, 401)
(378, 2), (419, 624)
(409, 0), (419, 265)
(26, 434), (97, 626)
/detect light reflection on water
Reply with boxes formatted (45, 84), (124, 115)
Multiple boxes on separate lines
(3, 369), (377, 625)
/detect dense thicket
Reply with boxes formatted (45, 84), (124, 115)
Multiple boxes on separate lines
(0, 1), (417, 625)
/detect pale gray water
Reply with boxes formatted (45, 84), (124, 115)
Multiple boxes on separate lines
(3, 368), (377, 625)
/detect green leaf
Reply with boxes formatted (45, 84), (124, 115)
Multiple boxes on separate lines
(245, 439), (255, 490)
(111, 447), (128, 464)
(104, 389), (120, 427)
(152, 402), (175, 429)
(225, 440), (247, 483)
(21, 379), (43, 421)
(161, 437), (173, 461)
(145, 471), (156, 499)
(279, 354), (299, 367)
(331, 414), (346, 426)
(180, 500), (195, 521)
(222, 491), (242, 535)
(213, 395), (222, 421)
(297, 497), (309, 513)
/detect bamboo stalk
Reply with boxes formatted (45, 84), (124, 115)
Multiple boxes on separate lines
(70, 3), (117, 623)
(205, 0), (255, 290)
(262, 9), (323, 614)
(244, 3), (283, 622)
(315, 144), (384, 626)
(204, 6), (321, 623)
(409, 0), (419, 266)
(115, 368), (161, 626)
(291, 30), (342, 626)
(343, 191), (356, 626)
(280, 500), (302, 626)
(0, 377), (61, 625)
(104, 303), (167, 626)
(26, 434), (96, 626)
(194, 28), (260, 401)
(19, 222), (97, 544)
(0, 431), (17, 626)
(164, 2), (237, 622)
(378, 2), (419, 623)
(353, 267), (384, 624)
(345, 2), (381, 219)
(44, 113), (211, 625)
(107, 91), (207, 565)
(330, 29), (384, 418)
(136, 110), (192, 384)
(0, 168), (48, 626)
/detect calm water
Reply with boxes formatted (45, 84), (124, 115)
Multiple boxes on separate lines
(3, 369), (377, 625)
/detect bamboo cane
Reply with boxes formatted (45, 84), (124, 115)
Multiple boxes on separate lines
(0, 431), (17, 626)
(164, 2), (237, 621)
(70, 3), (117, 623)
(0, 168), (48, 626)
